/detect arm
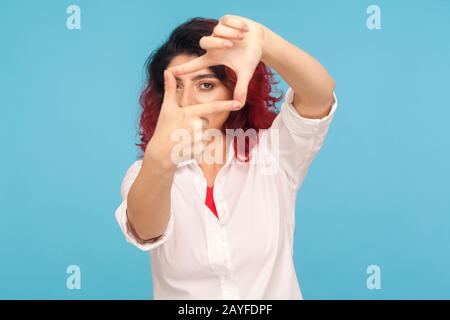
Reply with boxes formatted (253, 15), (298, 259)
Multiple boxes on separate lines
(259, 24), (337, 189)
(125, 70), (239, 242)
(126, 140), (176, 241)
(261, 26), (335, 119)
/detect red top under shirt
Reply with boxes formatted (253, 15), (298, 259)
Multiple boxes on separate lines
(205, 185), (218, 219)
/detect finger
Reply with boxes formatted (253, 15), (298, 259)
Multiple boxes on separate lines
(162, 70), (177, 107)
(186, 100), (242, 117)
(213, 24), (246, 40)
(200, 36), (234, 50)
(219, 15), (249, 32)
(192, 117), (209, 131)
(167, 55), (212, 76)
(234, 70), (253, 106)
(200, 117), (209, 130)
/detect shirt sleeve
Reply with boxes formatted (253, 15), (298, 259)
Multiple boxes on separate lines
(114, 159), (174, 251)
(267, 87), (338, 189)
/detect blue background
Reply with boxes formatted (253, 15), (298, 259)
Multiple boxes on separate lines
(1, 0), (449, 299)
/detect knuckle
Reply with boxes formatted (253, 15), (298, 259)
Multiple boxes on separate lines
(191, 119), (203, 131)
(231, 28), (240, 36)
(182, 108), (194, 117)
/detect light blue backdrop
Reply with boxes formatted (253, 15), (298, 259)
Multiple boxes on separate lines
(1, 0), (449, 299)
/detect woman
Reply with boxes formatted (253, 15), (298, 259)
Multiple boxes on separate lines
(115, 15), (337, 300)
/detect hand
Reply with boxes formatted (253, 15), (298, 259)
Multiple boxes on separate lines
(167, 15), (266, 106)
(145, 70), (242, 166)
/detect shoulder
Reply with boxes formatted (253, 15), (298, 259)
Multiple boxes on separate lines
(127, 159), (143, 173)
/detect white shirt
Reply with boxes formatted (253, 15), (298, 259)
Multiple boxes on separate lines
(115, 87), (338, 300)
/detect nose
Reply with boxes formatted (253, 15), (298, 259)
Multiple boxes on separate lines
(179, 86), (197, 108)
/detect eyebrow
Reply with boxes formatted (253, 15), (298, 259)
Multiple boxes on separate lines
(174, 73), (219, 82)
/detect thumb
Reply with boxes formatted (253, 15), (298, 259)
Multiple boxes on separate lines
(234, 70), (252, 106)
(162, 70), (177, 107)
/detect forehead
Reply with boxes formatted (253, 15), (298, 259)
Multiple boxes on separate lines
(167, 54), (211, 77)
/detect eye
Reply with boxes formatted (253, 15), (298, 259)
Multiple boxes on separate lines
(199, 82), (214, 90)
(175, 82), (215, 91)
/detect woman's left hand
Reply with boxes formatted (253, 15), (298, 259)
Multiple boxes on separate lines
(167, 15), (266, 106)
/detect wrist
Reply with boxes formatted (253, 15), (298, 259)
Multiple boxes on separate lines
(261, 25), (277, 66)
(144, 137), (177, 172)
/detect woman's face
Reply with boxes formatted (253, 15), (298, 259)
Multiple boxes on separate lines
(167, 54), (233, 130)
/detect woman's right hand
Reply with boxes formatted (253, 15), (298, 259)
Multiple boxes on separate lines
(144, 70), (242, 168)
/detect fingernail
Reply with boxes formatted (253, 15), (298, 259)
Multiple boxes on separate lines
(232, 101), (241, 109)
(224, 40), (233, 48)
(239, 32), (245, 38)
